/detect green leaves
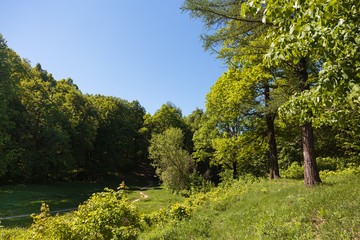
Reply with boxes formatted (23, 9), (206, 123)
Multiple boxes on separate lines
(149, 128), (195, 191)
(0, 34), (148, 183)
(29, 185), (142, 239)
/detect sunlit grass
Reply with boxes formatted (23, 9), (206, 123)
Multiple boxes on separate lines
(139, 171), (360, 239)
(132, 186), (185, 214)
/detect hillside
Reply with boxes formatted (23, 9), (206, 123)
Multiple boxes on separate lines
(1, 168), (359, 239)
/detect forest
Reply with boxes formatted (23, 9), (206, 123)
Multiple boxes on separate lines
(0, 0), (360, 239)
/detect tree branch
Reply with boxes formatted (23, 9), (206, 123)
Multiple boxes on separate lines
(194, 7), (274, 26)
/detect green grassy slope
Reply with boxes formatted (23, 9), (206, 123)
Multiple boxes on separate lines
(140, 170), (360, 239)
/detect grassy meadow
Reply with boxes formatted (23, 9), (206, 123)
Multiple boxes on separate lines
(0, 168), (359, 239)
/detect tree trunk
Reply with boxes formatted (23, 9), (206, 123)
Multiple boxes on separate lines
(298, 57), (321, 186)
(302, 121), (321, 185)
(232, 160), (237, 179)
(266, 113), (280, 179)
(264, 82), (280, 179)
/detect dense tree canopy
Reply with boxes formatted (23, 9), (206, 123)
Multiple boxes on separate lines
(0, 35), (148, 183)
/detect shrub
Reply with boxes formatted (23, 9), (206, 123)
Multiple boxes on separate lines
(317, 156), (360, 171)
(29, 183), (142, 240)
(282, 162), (304, 179)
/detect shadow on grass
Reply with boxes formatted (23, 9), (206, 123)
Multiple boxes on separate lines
(0, 172), (157, 228)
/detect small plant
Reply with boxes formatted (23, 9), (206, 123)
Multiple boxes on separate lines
(29, 203), (51, 238)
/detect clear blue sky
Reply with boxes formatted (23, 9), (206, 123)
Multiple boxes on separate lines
(1, 0), (225, 116)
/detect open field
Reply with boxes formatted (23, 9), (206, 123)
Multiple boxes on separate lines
(0, 172), (158, 228)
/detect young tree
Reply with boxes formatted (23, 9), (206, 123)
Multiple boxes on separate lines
(148, 127), (195, 191)
(142, 103), (193, 152)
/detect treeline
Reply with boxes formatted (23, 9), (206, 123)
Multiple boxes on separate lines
(0, 34), (205, 185)
(0, 35), (147, 183)
(2, 0), (360, 190)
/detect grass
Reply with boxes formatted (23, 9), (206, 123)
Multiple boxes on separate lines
(139, 170), (360, 239)
(131, 186), (185, 214)
(0, 182), (113, 227)
(1, 169), (359, 239)
(0, 172), (151, 228)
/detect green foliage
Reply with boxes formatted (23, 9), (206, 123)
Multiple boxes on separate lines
(28, 183), (142, 240)
(184, 108), (204, 133)
(0, 227), (29, 240)
(29, 203), (52, 238)
(88, 96), (146, 176)
(0, 34), (26, 179)
(280, 155), (354, 179)
(142, 103), (193, 153)
(192, 114), (218, 161)
(282, 162), (304, 179)
(149, 128), (195, 191)
(142, 103), (185, 135)
(242, 0), (360, 126)
(0, 34), (147, 183)
(317, 156), (360, 171)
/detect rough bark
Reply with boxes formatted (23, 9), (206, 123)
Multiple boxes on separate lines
(298, 57), (321, 186)
(302, 121), (321, 185)
(264, 83), (280, 179)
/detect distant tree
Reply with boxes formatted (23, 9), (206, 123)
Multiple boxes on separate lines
(148, 127), (195, 191)
(0, 34), (148, 182)
(142, 103), (185, 135)
(185, 108), (204, 134)
(142, 103), (193, 152)
(89, 95), (146, 176)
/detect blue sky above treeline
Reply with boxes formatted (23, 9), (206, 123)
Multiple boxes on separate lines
(1, 0), (225, 116)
